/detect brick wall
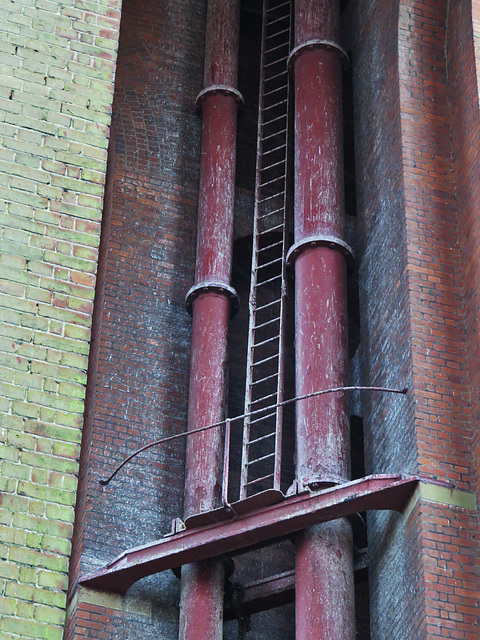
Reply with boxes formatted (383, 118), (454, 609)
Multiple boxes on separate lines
(0, 1), (120, 638)
(64, 0), (207, 637)
(345, 2), (421, 636)
(448, 0), (480, 508)
(348, 0), (480, 637)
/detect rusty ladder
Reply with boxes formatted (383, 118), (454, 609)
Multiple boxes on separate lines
(240, 0), (293, 500)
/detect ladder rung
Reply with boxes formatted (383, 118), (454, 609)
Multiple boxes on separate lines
(256, 256), (282, 270)
(253, 317), (280, 332)
(253, 334), (279, 349)
(255, 256), (283, 270)
(258, 193), (283, 204)
(264, 86), (287, 99)
(263, 113), (287, 126)
(249, 432), (276, 446)
(258, 224), (284, 237)
(255, 274), (282, 287)
(245, 473), (274, 486)
(266, 1), (290, 14)
(247, 452), (275, 466)
(265, 69), (288, 83)
(264, 55), (288, 69)
(251, 371), (279, 385)
(251, 353), (279, 367)
(265, 26), (290, 40)
(263, 99), (288, 112)
(265, 42), (290, 57)
(260, 175), (285, 189)
(249, 391), (278, 407)
(261, 128), (287, 142)
(258, 207), (284, 220)
(249, 410), (277, 425)
(257, 241), (283, 254)
(261, 158), (286, 172)
(267, 13), (290, 27)
(263, 143), (286, 156)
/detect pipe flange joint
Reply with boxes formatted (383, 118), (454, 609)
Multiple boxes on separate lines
(185, 281), (240, 317)
(195, 85), (245, 116)
(286, 234), (354, 267)
(288, 39), (350, 74)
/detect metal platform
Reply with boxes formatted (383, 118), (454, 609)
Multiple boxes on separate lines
(80, 474), (419, 594)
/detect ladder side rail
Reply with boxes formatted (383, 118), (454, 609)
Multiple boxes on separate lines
(240, 0), (292, 500)
(273, 3), (292, 492)
(240, 0), (269, 501)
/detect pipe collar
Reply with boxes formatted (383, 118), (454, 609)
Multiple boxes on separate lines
(286, 234), (354, 267)
(288, 39), (349, 73)
(185, 281), (240, 317)
(195, 85), (244, 116)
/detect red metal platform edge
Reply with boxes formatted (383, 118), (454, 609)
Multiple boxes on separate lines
(80, 474), (419, 594)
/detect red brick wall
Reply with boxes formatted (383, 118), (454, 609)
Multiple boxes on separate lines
(446, 0), (480, 508)
(348, 0), (480, 637)
(65, 0), (206, 636)
(397, 0), (479, 636)
(419, 502), (479, 638)
(399, 0), (474, 492)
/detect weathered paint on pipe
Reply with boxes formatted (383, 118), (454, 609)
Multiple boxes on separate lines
(293, 47), (344, 242)
(294, 0), (341, 46)
(179, 561), (225, 640)
(194, 94), (238, 287)
(293, 1), (355, 638)
(295, 247), (349, 487)
(296, 520), (355, 640)
(180, 1), (240, 638)
(293, 3), (347, 484)
(203, 0), (240, 88)
(184, 292), (230, 518)
(293, 15), (348, 488)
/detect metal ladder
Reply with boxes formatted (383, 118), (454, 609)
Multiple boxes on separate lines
(240, 0), (292, 501)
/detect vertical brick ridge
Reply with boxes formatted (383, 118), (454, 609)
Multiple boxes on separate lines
(351, 0), (417, 478)
(347, 2), (422, 638)
(398, 0), (475, 491)
(446, 0), (480, 510)
(350, 0), (480, 637)
(0, 0), (121, 637)
(397, 0), (480, 636)
(65, 0), (207, 637)
(64, 132), (115, 640)
(472, 0), (480, 103)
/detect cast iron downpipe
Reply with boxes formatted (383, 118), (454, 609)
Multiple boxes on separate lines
(179, 1), (241, 639)
(286, 1), (355, 638)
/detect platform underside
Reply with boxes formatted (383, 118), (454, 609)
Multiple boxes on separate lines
(80, 474), (419, 594)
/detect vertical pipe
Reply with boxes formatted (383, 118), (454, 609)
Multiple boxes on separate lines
(289, 0), (350, 489)
(179, 1), (241, 638)
(287, 0), (355, 638)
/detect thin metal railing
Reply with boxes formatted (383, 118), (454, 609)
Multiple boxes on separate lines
(99, 386), (408, 487)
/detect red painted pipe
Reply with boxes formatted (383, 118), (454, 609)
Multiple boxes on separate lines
(294, 248), (349, 487)
(292, 7), (348, 487)
(179, 1), (240, 639)
(291, 1), (355, 638)
(183, 292), (230, 517)
(296, 520), (354, 640)
(203, 0), (239, 88)
(179, 561), (225, 640)
(193, 94), (238, 289)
